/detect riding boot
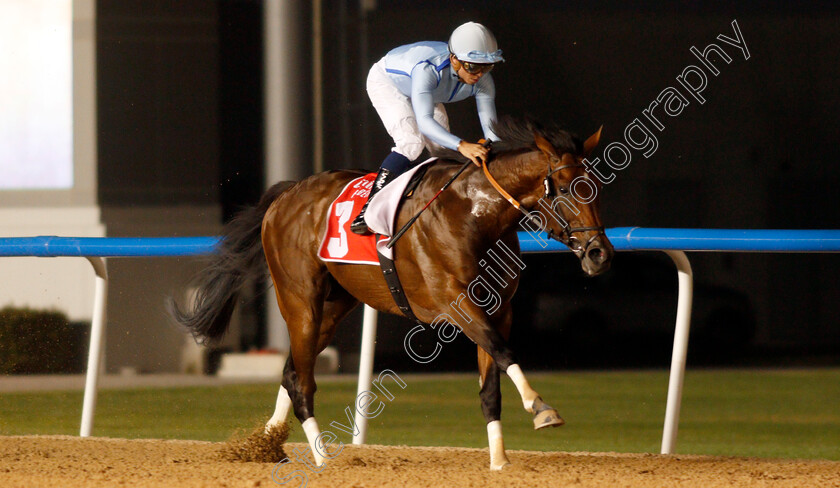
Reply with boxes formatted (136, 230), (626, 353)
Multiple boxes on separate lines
(350, 167), (395, 235)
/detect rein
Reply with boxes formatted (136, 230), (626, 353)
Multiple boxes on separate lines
(387, 140), (492, 249)
(386, 160), (472, 249)
(480, 157), (604, 249)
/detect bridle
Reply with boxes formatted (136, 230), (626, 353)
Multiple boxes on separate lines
(481, 154), (605, 252)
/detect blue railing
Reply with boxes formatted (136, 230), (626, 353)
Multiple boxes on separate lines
(2, 228), (839, 452)
(0, 236), (221, 257)
(517, 228), (840, 252)
(4, 229), (840, 257)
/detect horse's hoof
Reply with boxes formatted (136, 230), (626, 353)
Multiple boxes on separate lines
(533, 408), (565, 429)
(489, 459), (511, 471)
(531, 396), (565, 430)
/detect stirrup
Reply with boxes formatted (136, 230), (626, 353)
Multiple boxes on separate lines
(350, 208), (371, 235)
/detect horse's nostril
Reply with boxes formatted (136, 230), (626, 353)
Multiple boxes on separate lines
(587, 247), (603, 263)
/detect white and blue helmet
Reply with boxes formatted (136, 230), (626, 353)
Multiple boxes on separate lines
(448, 22), (504, 64)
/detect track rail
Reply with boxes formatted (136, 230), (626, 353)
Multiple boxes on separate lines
(2, 228), (839, 452)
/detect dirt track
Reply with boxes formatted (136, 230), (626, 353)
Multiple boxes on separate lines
(3, 435), (839, 488)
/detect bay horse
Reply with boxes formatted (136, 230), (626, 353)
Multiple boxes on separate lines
(169, 116), (613, 470)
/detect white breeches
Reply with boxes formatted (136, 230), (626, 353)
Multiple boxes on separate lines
(366, 60), (450, 160)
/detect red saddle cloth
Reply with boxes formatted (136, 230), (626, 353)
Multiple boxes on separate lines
(317, 173), (381, 265)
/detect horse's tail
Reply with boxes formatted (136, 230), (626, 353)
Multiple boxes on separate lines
(167, 181), (296, 343)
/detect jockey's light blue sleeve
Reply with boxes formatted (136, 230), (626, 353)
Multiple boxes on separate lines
(475, 76), (499, 142)
(410, 65), (463, 151)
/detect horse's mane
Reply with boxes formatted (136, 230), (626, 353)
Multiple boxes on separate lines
(490, 115), (581, 155)
(430, 115), (582, 163)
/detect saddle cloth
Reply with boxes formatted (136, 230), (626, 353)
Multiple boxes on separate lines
(317, 158), (437, 265)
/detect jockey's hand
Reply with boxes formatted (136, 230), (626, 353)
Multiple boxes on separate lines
(458, 140), (489, 167)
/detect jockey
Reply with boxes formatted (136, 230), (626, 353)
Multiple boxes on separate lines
(350, 21), (505, 235)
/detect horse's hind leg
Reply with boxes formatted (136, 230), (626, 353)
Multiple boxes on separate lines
(266, 358), (296, 432)
(255, 253), (325, 466)
(265, 277), (358, 466)
(266, 379), (293, 431)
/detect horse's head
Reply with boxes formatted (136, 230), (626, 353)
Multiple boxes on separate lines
(478, 116), (614, 276)
(525, 127), (614, 276)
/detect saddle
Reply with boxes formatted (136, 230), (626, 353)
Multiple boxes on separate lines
(317, 162), (431, 265)
(316, 159), (434, 323)
(401, 163), (428, 199)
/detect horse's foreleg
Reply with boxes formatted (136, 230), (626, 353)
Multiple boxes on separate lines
(478, 346), (509, 470)
(461, 303), (565, 431)
(505, 363), (565, 429)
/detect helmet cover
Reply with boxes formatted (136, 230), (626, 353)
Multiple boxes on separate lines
(448, 22), (504, 64)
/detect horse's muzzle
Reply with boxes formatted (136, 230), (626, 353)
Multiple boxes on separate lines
(578, 234), (613, 277)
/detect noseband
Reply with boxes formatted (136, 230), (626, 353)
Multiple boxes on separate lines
(480, 156), (605, 252)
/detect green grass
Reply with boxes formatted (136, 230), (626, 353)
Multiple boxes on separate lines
(1, 369), (838, 460)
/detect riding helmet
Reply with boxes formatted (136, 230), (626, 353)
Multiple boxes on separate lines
(448, 22), (505, 64)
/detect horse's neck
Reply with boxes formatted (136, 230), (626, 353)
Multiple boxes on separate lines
(494, 151), (546, 197)
(464, 151), (545, 236)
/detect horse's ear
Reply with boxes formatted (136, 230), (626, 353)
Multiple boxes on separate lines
(583, 126), (603, 157)
(534, 132), (559, 159)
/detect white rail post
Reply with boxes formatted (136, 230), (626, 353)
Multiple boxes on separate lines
(353, 305), (378, 444)
(80, 257), (108, 437)
(661, 250), (693, 454)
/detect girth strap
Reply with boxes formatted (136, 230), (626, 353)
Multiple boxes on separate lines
(377, 240), (424, 325)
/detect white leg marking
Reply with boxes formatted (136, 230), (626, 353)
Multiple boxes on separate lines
(487, 420), (510, 470)
(266, 385), (292, 431)
(302, 417), (327, 467)
(506, 363), (539, 412)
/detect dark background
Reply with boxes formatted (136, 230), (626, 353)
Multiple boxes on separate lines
(96, 1), (840, 372)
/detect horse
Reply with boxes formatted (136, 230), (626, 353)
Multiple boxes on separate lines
(169, 116), (614, 470)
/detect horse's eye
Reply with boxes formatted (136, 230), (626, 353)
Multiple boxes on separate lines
(558, 186), (569, 194)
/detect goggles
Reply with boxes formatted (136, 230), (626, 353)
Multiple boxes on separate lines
(460, 60), (495, 75)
